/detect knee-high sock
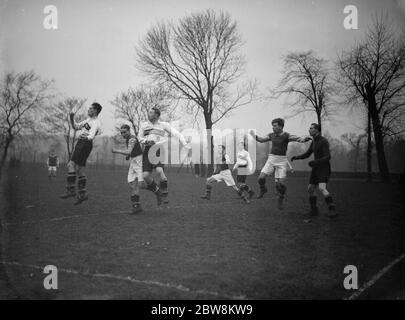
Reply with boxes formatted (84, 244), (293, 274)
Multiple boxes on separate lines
(309, 195), (317, 210)
(131, 194), (140, 206)
(324, 195), (335, 209)
(205, 184), (212, 198)
(77, 175), (87, 196)
(160, 180), (168, 197)
(276, 182), (287, 198)
(146, 180), (159, 193)
(258, 177), (266, 191)
(66, 172), (76, 193)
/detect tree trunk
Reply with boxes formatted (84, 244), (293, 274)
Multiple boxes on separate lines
(368, 96), (390, 182)
(316, 112), (322, 132)
(0, 137), (12, 177)
(366, 110), (373, 182)
(203, 110), (214, 177)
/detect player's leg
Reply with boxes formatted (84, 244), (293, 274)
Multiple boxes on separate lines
(275, 177), (287, 210)
(128, 161), (142, 214)
(237, 174), (254, 200)
(48, 166), (52, 178)
(60, 160), (77, 199)
(142, 152), (163, 206)
(74, 165), (88, 205)
(143, 171), (163, 206)
(307, 183), (319, 216)
(257, 157), (273, 199)
(201, 176), (216, 199)
(223, 171), (249, 203)
(306, 169), (319, 216)
(318, 182), (337, 217)
(129, 179), (142, 214)
(156, 166), (169, 204)
(52, 167), (57, 177)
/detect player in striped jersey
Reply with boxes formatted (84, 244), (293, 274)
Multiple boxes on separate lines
(60, 102), (102, 205)
(138, 107), (190, 205)
(112, 124), (144, 214)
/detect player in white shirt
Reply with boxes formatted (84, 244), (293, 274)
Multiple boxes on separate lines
(112, 124), (144, 214)
(60, 102), (102, 205)
(201, 145), (250, 203)
(138, 107), (190, 205)
(232, 141), (255, 200)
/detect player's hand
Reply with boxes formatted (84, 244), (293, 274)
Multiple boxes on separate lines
(290, 156), (297, 162)
(111, 148), (116, 153)
(308, 160), (316, 167)
(248, 130), (255, 137)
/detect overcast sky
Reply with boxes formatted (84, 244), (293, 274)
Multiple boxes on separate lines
(1, 0), (404, 137)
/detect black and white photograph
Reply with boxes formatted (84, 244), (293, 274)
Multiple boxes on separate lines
(0, 0), (404, 305)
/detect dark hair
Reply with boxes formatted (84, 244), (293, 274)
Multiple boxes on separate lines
(311, 123), (321, 132)
(120, 124), (131, 131)
(91, 102), (102, 115)
(151, 107), (161, 117)
(271, 118), (285, 128)
(219, 145), (226, 150)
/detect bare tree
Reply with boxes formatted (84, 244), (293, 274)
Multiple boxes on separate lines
(0, 71), (52, 174)
(341, 132), (367, 173)
(271, 51), (334, 129)
(112, 85), (177, 135)
(44, 97), (87, 159)
(136, 9), (256, 173)
(337, 15), (405, 182)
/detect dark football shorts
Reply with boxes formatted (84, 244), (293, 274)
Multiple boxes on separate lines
(71, 139), (93, 167)
(236, 164), (248, 183)
(142, 146), (164, 172)
(309, 166), (331, 185)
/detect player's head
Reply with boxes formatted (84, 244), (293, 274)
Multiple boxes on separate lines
(309, 123), (321, 136)
(218, 144), (226, 155)
(88, 102), (102, 117)
(237, 140), (245, 151)
(120, 124), (131, 139)
(148, 107), (161, 122)
(49, 150), (55, 156)
(271, 118), (284, 134)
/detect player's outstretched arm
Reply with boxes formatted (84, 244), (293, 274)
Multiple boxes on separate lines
(249, 130), (271, 143)
(291, 141), (314, 162)
(288, 135), (312, 143)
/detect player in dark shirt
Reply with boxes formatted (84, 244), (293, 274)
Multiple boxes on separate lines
(112, 124), (144, 214)
(291, 123), (337, 218)
(47, 151), (59, 178)
(250, 118), (310, 209)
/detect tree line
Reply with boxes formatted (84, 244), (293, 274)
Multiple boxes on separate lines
(1, 10), (404, 182)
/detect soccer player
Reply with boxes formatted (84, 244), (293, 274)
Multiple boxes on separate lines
(249, 118), (310, 209)
(112, 124), (144, 214)
(291, 123), (337, 218)
(232, 141), (255, 199)
(47, 150), (59, 178)
(138, 107), (190, 205)
(60, 102), (102, 205)
(201, 145), (250, 203)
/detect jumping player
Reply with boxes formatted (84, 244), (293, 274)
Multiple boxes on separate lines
(112, 124), (144, 214)
(47, 150), (59, 178)
(60, 102), (102, 205)
(138, 107), (190, 205)
(201, 145), (250, 203)
(249, 118), (310, 209)
(232, 141), (255, 199)
(291, 123), (337, 218)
